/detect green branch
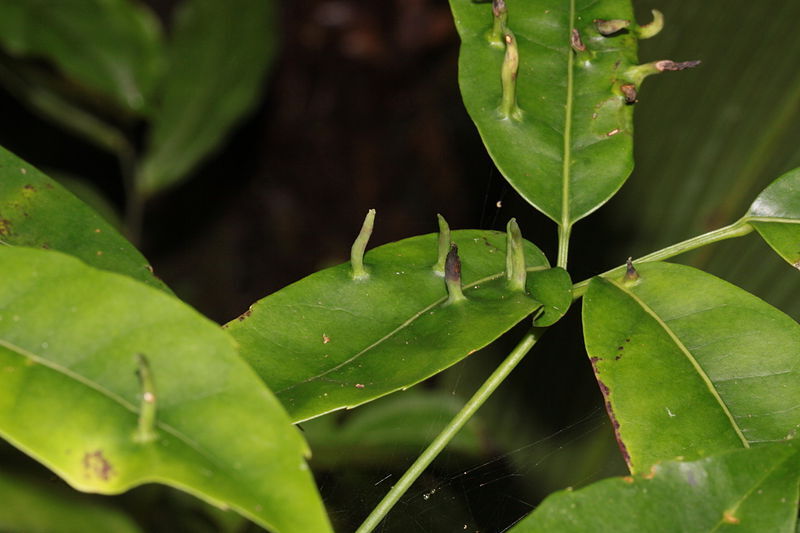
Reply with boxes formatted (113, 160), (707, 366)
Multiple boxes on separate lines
(355, 327), (546, 533)
(572, 219), (754, 298)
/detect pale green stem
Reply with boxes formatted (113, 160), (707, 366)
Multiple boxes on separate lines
(557, 224), (571, 269)
(571, 219), (754, 298)
(351, 209), (376, 280)
(355, 328), (545, 533)
(433, 214), (450, 275)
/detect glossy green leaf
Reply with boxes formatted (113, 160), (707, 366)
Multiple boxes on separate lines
(449, 0), (638, 227)
(0, 146), (167, 293)
(0, 468), (142, 533)
(0, 247), (332, 533)
(304, 389), (484, 469)
(225, 229), (547, 422)
(0, 0), (163, 113)
(509, 443), (800, 533)
(745, 167), (800, 269)
(583, 262), (800, 473)
(136, 0), (278, 194)
(528, 267), (572, 326)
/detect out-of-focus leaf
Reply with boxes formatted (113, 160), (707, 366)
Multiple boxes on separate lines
(0, 247), (332, 533)
(618, 1), (800, 317)
(0, 0), (163, 113)
(448, 0), (640, 227)
(509, 443), (800, 533)
(0, 468), (142, 533)
(745, 167), (800, 269)
(0, 146), (167, 292)
(136, 0), (278, 194)
(225, 229), (547, 422)
(583, 262), (800, 473)
(303, 390), (485, 469)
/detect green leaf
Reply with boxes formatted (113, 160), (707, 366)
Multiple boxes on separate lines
(0, 467), (143, 533)
(528, 267), (572, 326)
(0, 0), (163, 113)
(225, 229), (547, 422)
(509, 443), (800, 533)
(448, 0), (638, 227)
(0, 247), (332, 533)
(0, 146), (167, 293)
(582, 262), (800, 473)
(745, 167), (800, 269)
(136, 0), (278, 194)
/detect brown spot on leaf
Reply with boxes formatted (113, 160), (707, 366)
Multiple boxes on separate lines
(595, 376), (631, 467)
(722, 511), (740, 524)
(0, 219), (11, 236)
(622, 476), (634, 484)
(322, 333), (331, 344)
(82, 450), (114, 481)
(23, 184), (35, 191)
(237, 308), (253, 321)
(620, 83), (638, 104)
(355, 383), (365, 389)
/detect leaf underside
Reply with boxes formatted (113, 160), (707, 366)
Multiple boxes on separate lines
(583, 262), (800, 473)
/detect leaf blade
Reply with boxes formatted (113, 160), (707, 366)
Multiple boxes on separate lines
(136, 0), (278, 194)
(448, 0), (638, 227)
(225, 229), (547, 422)
(0, 0), (163, 113)
(0, 247), (332, 533)
(509, 443), (800, 533)
(582, 262), (800, 472)
(745, 167), (800, 269)
(0, 146), (167, 292)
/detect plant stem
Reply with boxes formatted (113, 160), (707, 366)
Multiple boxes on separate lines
(557, 224), (571, 269)
(355, 328), (545, 533)
(571, 218), (754, 298)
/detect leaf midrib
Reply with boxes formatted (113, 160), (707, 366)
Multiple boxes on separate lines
(0, 338), (227, 471)
(560, 0), (577, 229)
(610, 280), (750, 448)
(276, 266), (546, 394)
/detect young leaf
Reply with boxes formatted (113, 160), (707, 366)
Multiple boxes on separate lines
(0, 467), (143, 533)
(0, 0), (163, 114)
(528, 267), (572, 326)
(582, 262), (800, 473)
(225, 229), (547, 422)
(0, 247), (332, 533)
(448, 0), (638, 227)
(135, 0), (278, 195)
(745, 167), (800, 269)
(0, 146), (168, 293)
(509, 443), (800, 533)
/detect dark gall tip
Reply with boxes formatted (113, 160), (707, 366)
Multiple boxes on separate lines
(570, 28), (586, 52)
(445, 243), (462, 284)
(620, 83), (638, 104)
(624, 257), (640, 282)
(656, 59), (701, 71)
(492, 0), (506, 18)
